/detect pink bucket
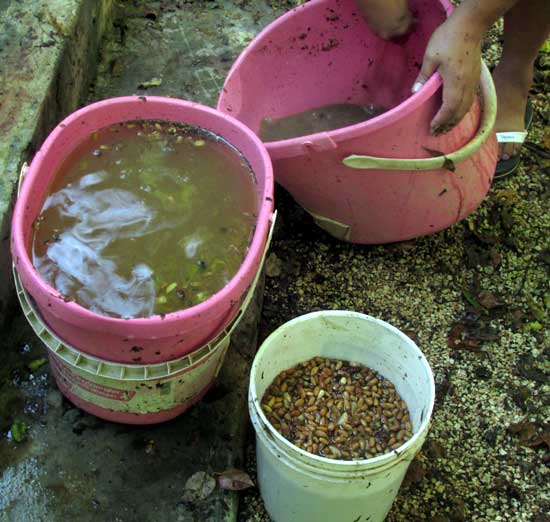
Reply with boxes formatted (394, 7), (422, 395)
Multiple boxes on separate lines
(11, 96), (274, 365)
(218, 0), (498, 244)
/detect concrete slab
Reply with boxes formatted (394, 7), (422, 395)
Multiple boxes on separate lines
(0, 0), (114, 327)
(90, 0), (291, 106)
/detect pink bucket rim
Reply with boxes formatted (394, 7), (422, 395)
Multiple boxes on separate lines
(217, 0), (452, 153)
(12, 95), (274, 329)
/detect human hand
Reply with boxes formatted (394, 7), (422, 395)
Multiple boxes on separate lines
(356, 0), (413, 40)
(412, 17), (482, 135)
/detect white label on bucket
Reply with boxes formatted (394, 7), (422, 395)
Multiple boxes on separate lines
(50, 336), (230, 414)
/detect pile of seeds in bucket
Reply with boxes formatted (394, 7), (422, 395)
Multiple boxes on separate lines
(261, 356), (413, 460)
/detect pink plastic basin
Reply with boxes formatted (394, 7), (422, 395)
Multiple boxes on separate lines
(12, 96), (274, 365)
(218, 0), (498, 244)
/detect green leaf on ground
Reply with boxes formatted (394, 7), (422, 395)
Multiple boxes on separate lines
(28, 357), (47, 372)
(526, 321), (543, 331)
(137, 77), (162, 89)
(10, 421), (28, 443)
(526, 298), (547, 323)
(462, 287), (483, 311)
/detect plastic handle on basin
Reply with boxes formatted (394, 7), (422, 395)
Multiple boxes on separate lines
(302, 133), (339, 153)
(342, 61), (497, 171)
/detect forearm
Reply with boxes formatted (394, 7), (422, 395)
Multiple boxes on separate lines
(450, 0), (522, 36)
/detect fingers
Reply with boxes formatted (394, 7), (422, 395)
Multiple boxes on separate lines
(412, 55), (438, 93)
(430, 67), (479, 134)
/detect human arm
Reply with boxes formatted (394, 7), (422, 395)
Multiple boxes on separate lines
(415, 0), (521, 134)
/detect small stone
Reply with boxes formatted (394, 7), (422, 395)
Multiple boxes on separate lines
(265, 253), (282, 278)
(182, 471), (216, 503)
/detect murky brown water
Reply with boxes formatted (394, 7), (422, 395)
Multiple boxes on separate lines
(32, 120), (257, 319)
(259, 103), (386, 141)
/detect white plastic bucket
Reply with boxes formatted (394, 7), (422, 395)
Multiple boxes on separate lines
(248, 311), (435, 522)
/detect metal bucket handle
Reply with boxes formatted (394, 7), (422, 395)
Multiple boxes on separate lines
(342, 60), (497, 171)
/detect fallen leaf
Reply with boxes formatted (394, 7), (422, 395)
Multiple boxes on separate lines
(462, 287), (483, 311)
(402, 459), (425, 487)
(402, 330), (419, 345)
(524, 141), (550, 159)
(526, 321), (543, 331)
(494, 187), (521, 206)
(517, 355), (548, 383)
(431, 516), (450, 522)
(110, 59), (125, 77)
(216, 468), (255, 491)
(507, 419), (550, 448)
(447, 322), (481, 351)
(137, 77), (163, 89)
(477, 291), (504, 309)
(9, 421), (28, 443)
(425, 440), (446, 459)
(183, 471), (216, 502)
(508, 418), (536, 437)
(450, 498), (466, 522)
(490, 248), (502, 268)
(28, 357), (48, 372)
(524, 425), (550, 449)
(526, 298), (546, 323)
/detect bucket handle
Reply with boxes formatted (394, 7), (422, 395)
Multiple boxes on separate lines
(342, 60), (497, 171)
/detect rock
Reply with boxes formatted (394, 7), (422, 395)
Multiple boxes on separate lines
(46, 390), (63, 411)
(183, 471), (216, 503)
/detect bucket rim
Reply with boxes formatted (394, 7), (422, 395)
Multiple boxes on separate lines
(11, 95), (274, 331)
(13, 264), (233, 381)
(248, 310), (436, 470)
(217, 0), (452, 155)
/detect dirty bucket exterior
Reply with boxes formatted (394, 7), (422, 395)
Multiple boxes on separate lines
(15, 265), (229, 424)
(13, 212), (276, 425)
(13, 209), (274, 425)
(11, 96), (274, 365)
(248, 311), (435, 522)
(218, 0), (498, 244)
